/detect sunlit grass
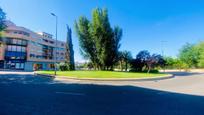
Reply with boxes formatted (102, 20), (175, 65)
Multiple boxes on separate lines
(37, 71), (166, 79)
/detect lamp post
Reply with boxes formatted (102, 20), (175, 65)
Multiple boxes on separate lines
(51, 13), (58, 76)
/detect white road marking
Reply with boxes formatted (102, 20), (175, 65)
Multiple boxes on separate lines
(55, 92), (85, 96)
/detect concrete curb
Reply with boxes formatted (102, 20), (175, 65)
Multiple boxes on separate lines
(34, 73), (55, 78)
(35, 73), (174, 81)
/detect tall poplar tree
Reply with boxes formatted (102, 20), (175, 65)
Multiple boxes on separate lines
(0, 7), (6, 45)
(65, 25), (75, 70)
(75, 8), (122, 70)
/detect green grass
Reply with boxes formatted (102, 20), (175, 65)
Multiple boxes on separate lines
(37, 71), (166, 79)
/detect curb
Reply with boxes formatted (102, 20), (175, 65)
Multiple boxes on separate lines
(35, 73), (174, 81)
(34, 73), (55, 78)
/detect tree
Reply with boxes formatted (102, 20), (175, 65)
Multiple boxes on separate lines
(118, 50), (132, 71)
(130, 50), (164, 73)
(164, 56), (187, 70)
(65, 25), (75, 70)
(0, 7), (6, 39)
(179, 43), (199, 68)
(0, 8), (6, 32)
(75, 16), (98, 69)
(195, 42), (204, 68)
(164, 56), (175, 69)
(0, 7), (6, 48)
(146, 54), (164, 73)
(75, 8), (122, 70)
(130, 50), (150, 72)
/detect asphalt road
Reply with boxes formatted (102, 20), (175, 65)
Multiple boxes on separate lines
(0, 72), (204, 115)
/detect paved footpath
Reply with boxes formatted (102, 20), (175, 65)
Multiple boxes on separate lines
(0, 71), (204, 115)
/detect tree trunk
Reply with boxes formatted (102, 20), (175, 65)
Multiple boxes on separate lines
(120, 61), (123, 71)
(125, 61), (128, 71)
(147, 64), (151, 73)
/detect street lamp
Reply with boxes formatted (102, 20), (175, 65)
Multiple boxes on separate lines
(51, 13), (58, 76)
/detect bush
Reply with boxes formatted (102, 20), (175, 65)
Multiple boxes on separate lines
(58, 62), (70, 71)
(129, 69), (159, 73)
(143, 69), (159, 73)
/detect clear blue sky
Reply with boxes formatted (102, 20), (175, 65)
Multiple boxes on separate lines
(1, 0), (204, 62)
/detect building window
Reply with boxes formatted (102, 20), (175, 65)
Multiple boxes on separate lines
(50, 41), (54, 44)
(17, 39), (22, 45)
(13, 39), (17, 44)
(7, 45), (12, 51)
(22, 47), (26, 52)
(11, 46), (16, 52)
(16, 46), (21, 52)
(7, 45), (26, 53)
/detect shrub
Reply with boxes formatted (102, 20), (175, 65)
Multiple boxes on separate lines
(58, 62), (70, 71)
(129, 69), (159, 73)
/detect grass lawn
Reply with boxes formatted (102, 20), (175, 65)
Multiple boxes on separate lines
(37, 71), (167, 79)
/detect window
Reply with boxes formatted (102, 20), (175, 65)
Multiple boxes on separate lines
(17, 39), (22, 45)
(11, 57), (16, 59)
(7, 45), (12, 51)
(11, 46), (16, 52)
(16, 46), (21, 52)
(43, 39), (48, 42)
(21, 47), (26, 52)
(20, 63), (24, 69)
(22, 40), (27, 45)
(13, 39), (17, 44)
(15, 63), (20, 69)
(50, 41), (54, 44)
(30, 54), (35, 58)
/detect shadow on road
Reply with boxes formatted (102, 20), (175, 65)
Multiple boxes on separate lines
(0, 74), (204, 115)
(164, 71), (204, 77)
(0, 74), (57, 84)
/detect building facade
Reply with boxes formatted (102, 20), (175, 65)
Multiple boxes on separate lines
(0, 21), (66, 71)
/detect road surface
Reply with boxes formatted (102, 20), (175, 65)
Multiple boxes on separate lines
(0, 71), (204, 115)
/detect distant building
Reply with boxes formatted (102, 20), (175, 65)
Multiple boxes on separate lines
(0, 21), (66, 71)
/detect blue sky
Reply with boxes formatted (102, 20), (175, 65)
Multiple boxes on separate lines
(1, 0), (204, 62)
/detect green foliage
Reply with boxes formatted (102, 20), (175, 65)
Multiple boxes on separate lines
(130, 50), (164, 73)
(129, 69), (159, 73)
(195, 42), (204, 68)
(164, 56), (188, 70)
(118, 50), (132, 71)
(130, 50), (150, 72)
(75, 8), (122, 70)
(179, 43), (199, 68)
(164, 56), (175, 69)
(0, 7), (6, 37)
(65, 25), (75, 70)
(58, 62), (73, 71)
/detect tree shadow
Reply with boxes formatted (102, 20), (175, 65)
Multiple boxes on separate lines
(0, 74), (204, 115)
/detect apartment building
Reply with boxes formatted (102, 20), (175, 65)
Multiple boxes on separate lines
(0, 21), (66, 71)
